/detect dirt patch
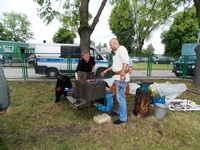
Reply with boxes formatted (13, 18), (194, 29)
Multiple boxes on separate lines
(39, 123), (91, 137)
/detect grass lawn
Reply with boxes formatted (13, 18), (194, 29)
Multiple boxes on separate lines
(0, 79), (200, 150)
(133, 62), (173, 70)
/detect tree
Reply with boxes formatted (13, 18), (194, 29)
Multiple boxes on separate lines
(96, 42), (102, 50)
(109, 0), (135, 54)
(52, 27), (76, 43)
(144, 43), (155, 56)
(32, 0), (200, 55)
(102, 43), (107, 48)
(0, 11), (34, 42)
(109, 0), (179, 54)
(0, 22), (9, 41)
(33, 0), (108, 52)
(161, 6), (200, 56)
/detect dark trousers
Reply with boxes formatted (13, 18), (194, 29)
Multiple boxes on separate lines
(55, 89), (68, 103)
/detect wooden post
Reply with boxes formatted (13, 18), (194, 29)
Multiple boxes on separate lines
(134, 90), (152, 117)
(133, 81), (153, 118)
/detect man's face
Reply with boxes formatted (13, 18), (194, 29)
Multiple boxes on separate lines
(83, 53), (90, 63)
(109, 40), (116, 50)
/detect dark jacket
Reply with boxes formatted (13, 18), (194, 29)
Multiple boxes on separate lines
(76, 56), (95, 72)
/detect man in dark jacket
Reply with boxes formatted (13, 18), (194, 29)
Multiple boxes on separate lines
(75, 50), (95, 80)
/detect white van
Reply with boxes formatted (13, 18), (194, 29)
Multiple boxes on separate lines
(33, 43), (109, 78)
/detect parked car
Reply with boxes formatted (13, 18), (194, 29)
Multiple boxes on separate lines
(172, 55), (196, 77)
(139, 57), (148, 62)
(28, 54), (36, 67)
(152, 56), (158, 62)
(153, 56), (175, 64)
(131, 57), (139, 63)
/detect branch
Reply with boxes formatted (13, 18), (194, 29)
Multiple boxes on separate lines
(91, 0), (108, 29)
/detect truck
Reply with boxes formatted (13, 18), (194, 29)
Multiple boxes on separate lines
(33, 43), (109, 78)
(172, 43), (199, 77)
(0, 40), (31, 65)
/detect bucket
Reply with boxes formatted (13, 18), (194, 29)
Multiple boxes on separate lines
(154, 103), (168, 119)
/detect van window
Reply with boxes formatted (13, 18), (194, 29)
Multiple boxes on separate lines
(61, 46), (81, 58)
(72, 46), (81, 58)
(61, 46), (72, 58)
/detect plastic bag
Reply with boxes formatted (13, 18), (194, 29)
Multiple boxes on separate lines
(152, 81), (187, 99)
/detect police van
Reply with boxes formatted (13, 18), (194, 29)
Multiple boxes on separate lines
(33, 43), (109, 78)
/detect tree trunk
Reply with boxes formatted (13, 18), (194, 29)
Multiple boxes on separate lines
(78, 0), (108, 53)
(78, 27), (93, 52)
(190, 0), (200, 87)
(193, 0), (200, 26)
(193, 45), (200, 87)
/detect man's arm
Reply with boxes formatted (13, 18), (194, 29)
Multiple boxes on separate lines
(120, 63), (129, 75)
(92, 65), (95, 72)
(102, 66), (112, 75)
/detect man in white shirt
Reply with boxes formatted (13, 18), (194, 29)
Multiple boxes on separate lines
(102, 38), (130, 125)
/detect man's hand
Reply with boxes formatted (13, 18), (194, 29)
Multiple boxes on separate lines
(120, 75), (126, 82)
(0, 110), (6, 115)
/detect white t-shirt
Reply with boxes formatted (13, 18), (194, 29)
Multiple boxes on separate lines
(112, 45), (130, 82)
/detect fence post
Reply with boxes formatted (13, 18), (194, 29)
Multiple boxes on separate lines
(146, 55), (152, 79)
(20, 47), (28, 80)
(66, 54), (72, 77)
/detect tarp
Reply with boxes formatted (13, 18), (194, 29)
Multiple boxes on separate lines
(103, 79), (187, 99)
(151, 81), (187, 99)
(0, 64), (11, 110)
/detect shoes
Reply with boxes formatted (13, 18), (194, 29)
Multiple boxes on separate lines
(55, 99), (60, 103)
(109, 111), (119, 117)
(113, 119), (126, 125)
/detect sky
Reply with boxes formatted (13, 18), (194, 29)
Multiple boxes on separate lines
(0, 0), (165, 54)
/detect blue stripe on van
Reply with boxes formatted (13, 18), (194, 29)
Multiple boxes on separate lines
(37, 57), (79, 63)
(95, 60), (109, 64)
(37, 57), (109, 65)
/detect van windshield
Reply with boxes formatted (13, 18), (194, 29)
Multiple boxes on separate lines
(179, 55), (196, 61)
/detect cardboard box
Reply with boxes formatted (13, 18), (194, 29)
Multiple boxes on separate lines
(93, 113), (111, 124)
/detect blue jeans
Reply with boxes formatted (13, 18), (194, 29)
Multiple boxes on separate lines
(115, 80), (128, 122)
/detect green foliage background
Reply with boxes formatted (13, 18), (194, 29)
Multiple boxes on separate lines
(161, 6), (200, 57)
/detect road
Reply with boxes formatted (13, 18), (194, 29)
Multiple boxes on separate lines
(2, 67), (176, 80)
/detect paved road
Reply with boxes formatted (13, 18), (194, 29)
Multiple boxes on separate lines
(130, 69), (176, 78)
(2, 67), (176, 80)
